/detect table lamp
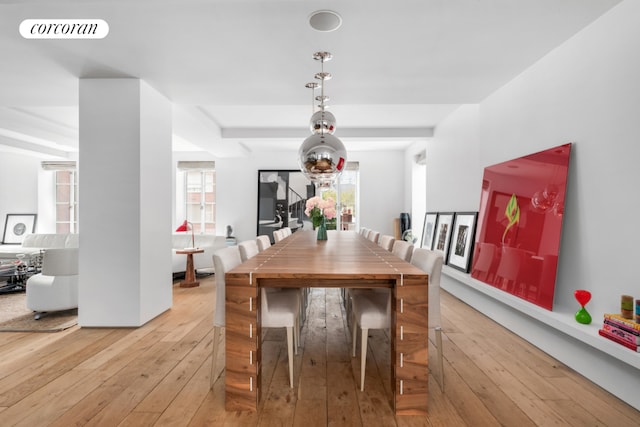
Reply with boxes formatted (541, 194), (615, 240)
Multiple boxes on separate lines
(176, 220), (195, 249)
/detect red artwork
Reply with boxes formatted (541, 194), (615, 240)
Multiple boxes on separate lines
(470, 143), (572, 310)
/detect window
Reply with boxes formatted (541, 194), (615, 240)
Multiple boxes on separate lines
(177, 161), (215, 234)
(42, 161), (78, 233)
(317, 162), (359, 231)
(412, 151), (426, 244)
(56, 170), (78, 233)
(337, 162), (359, 231)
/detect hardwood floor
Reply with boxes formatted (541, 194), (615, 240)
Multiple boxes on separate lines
(0, 276), (638, 426)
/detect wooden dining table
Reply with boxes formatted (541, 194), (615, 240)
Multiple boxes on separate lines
(225, 230), (429, 415)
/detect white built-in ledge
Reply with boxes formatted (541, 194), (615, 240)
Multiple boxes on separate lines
(442, 266), (640, 370)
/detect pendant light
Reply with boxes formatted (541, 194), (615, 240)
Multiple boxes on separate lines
(298, 51), (347, 188)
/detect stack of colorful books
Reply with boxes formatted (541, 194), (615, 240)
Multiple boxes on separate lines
(599, 313), (640, 352)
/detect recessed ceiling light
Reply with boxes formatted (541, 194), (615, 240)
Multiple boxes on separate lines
(309, 10), (342, 32)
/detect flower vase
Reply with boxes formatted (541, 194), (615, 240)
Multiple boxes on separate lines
(574, 290), (592, 325)
(317, 217), (328, 241)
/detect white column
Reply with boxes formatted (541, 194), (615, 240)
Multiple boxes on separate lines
(78, 79), (172, 326)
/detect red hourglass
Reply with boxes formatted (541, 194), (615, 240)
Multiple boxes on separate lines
(574, 290), (592, 324)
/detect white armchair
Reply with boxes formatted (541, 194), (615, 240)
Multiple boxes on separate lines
(26, 248), (79, 320)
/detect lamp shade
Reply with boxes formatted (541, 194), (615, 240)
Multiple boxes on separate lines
(309, 109), (336, 135)
(175, 220), (190, 232)
(175, 220), (195, 249)
(298, 133), (346, 186)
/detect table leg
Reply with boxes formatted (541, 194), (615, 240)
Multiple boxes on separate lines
(180, 254), (200, 288)
(225, 275), (260, 411)
(393, 275), (429, 415)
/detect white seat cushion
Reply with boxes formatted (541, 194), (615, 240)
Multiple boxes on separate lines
(261, 288), (299, 328)
(352, 292), (390, 330)
(23, 233), (76, 248)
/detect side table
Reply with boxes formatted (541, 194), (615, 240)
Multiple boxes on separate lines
(175, 248), (204, 288)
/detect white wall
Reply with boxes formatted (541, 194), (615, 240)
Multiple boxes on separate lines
(355, 150), (405, 236)
(426, 104), (482, 212)
(0, 152), (40, 236)
(430, 0), (640, 408)
(405, 140), (428, 240)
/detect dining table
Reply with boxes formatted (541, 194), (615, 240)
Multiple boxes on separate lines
(224, 230), (429, 415)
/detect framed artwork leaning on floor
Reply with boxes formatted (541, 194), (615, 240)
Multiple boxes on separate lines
(433, 212), (454, 260)
(2, 214), (37, 244)
(421, 212), (438, 250)
(447, 212), (478, 273)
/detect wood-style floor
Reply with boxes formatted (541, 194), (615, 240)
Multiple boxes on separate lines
(0, 276), (638, 426)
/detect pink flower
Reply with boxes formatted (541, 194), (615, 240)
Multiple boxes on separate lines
(322, 197), (335, 210)
(306, 196), (321, 209)
(323, 207), (337, 220)
(305, 195), (336, 224)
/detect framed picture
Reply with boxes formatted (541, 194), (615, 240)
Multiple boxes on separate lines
(2, 214), (37, 244)
(257, 170), (315, 243)
(421, 212), (438, 249)
(433, 212), (454, 260)
(447, 212), (478, 272)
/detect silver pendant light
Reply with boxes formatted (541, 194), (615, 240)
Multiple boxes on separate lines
(298, 51), (347, 187)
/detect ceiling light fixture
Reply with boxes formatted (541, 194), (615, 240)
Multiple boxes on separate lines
(298, 51), (347, 188)
(308, 10), (342, 32)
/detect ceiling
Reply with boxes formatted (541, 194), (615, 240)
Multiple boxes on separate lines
(0, 0), (621, 159)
